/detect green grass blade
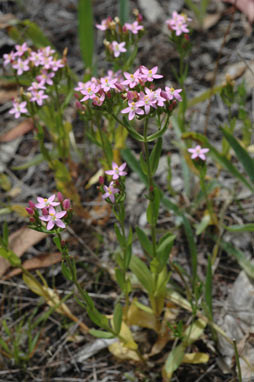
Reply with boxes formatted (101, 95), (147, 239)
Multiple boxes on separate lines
(222, 128), (254, 184)
(219, 239), (254, 279)
(78, 0), (94, 70)
(119, 0), (130, 24)
(226, 224), (254, 233)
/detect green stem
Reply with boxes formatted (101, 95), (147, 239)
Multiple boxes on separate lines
(143, 118), (156, 258)
(200, 172), (215, 224)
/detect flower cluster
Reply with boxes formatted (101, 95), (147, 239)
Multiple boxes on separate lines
(26, 192), (71, 231)
(96, 12), (144, 60)
(101, 162), (127, 203)
(4, 44), (66, 118)
(165, 11), (191, 36)
(75, 65), (182, 120)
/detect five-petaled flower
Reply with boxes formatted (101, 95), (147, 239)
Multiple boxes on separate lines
(188, 145), (209, 161)
(35, 194), (60, 209)
(111, 41), (127, 58)
(39, 206), (66, 230)
(105, 162), (127, 180)
(9, 100), (28, 119)
(102, 181), (119, 203)
(121, 100), (144, 120)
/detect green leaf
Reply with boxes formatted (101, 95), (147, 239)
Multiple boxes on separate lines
(195, 214), (211, 235)
(78, 0), (94, 69)
(156, 233), (175, 269)
(61, 262), (73, 281)
(129, 255), (154, 294)
(146, 186), (161, 226)
(0, 337), (10, 354)
(226, 224), (254, 233)
(136, 227), (153, 258)
(89, 329), (115, 339)
(150, 137), (162, 175)
(124, 244), (132, 269)
(121, 148), (148, 185)
(114, 224), (125, 247)
(163, 343), (185, 380)
(115, 268), (126, 291)
(113, 303), (123, 335)
(182, 131), (253, 191)
(222, 127), (254, 184)
(119, 0), (130, 24)
(0, 247), (21, 267)
(139, 152), (148, 175)
(9, 20), (52, 48)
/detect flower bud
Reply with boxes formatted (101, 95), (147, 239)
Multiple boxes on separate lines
(42, 208), (48, 215)
(99, 176), (104, 185)
(63, 199), (71, 210)
(57, 192), (63, 202)
(26, 207), (34, 215)
(28, 200), (35, 208)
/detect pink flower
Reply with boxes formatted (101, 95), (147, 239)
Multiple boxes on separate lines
(92, 92), (105, 106)
(40, 55), (54, 70)
(162, 87), (182, 102)
(9, 100), (28, 118)
(124, 21), (144, 34)
(138, 88), (157, 114)
(12, 58), (30, 75)
(30, 90), (48, 106)
(166, 12), (191, 36)
(122, 69), (141, 88)
(50, 59), (64, 71)
(188, 145), (209, 161)
(29, 51), (43, 66)
(35, 194), (60, 209)
(3, 51), (16, 67)
(80, 83), (101, 102)
(102, 181), (119, 203)
(121, 100), (144, 120)
(36, 70), (55, 86)
(105, 162), (127, 180)
(39, 206), (66, 230)
(14, 43), (28, 57)
(153, 88), (166, 107)
(40, 46), (56, 57)
(100, 76), (117, 92)
(111, 41), (126, 58)
(28, 81), (46, 92)
(96, 17), (112, 31)
(140, 66), (163, 82)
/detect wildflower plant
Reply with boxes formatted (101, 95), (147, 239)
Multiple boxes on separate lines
(2, 4), (254, 381)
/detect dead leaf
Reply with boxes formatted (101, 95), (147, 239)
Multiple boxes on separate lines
(4, 252), (62, 280)
(0, 119), (34, 142)
(0, 13), (17, 29)
(202, 13), (222, 29)
(0, 227), (46, 277)
(223, 0), (254, 22)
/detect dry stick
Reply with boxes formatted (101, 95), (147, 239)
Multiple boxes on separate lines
(204, 5), (236, 135)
